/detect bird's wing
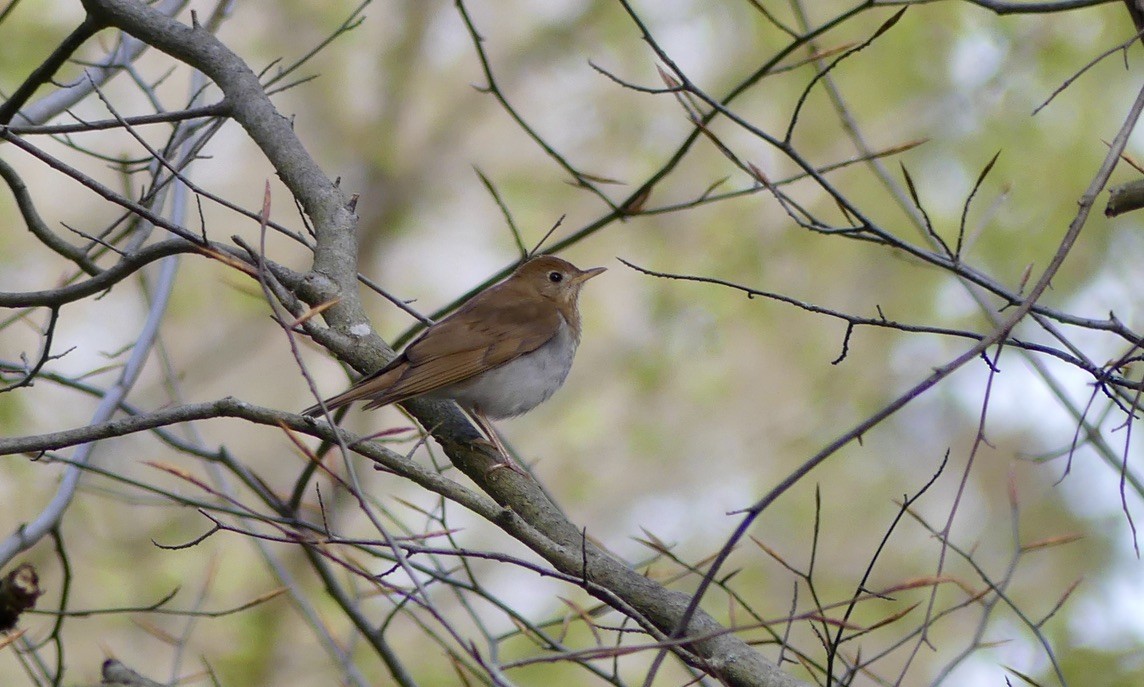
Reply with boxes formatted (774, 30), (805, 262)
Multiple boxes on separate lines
(406, 292), (559, 364)
(303, 284), (563, 416)
(359, 295), (561, 408)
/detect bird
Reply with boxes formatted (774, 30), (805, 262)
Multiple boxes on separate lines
(303, 255), (606, 471)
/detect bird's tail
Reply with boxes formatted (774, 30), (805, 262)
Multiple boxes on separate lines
(301, 361), (405, 417)
(301, 386), (366, 417)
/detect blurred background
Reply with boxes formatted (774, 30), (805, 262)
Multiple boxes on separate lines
(2, 1), (1143, 685)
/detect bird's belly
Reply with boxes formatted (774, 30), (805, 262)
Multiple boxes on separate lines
(438, 325), (578, 419)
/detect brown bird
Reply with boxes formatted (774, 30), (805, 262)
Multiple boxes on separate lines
(304, 255), (606, 470)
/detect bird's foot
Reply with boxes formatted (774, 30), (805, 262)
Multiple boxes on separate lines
(470, 438), (528, 477)
(485, 458), (528, 477)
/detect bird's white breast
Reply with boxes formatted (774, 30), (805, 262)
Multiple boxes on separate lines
(440, 318), (578, 419)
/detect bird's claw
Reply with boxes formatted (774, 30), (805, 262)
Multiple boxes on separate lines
(485, 458), (528, 477)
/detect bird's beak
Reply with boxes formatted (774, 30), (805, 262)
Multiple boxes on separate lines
(574, 266), (607, 284)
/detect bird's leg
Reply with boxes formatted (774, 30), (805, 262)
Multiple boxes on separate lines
(470, 411), (527, 476)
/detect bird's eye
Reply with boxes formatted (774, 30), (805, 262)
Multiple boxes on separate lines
(548, 271), (563, 283)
